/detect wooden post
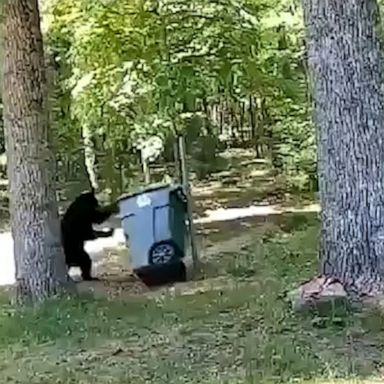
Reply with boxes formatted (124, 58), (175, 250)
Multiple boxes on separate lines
(173, 140), (181, 184)
(141, 148), (150, 184)
(178, 135), (199, 270)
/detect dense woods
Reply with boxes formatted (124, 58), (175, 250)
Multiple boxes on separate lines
(2, 0), (384, 382)
(42, 0), (314, 198)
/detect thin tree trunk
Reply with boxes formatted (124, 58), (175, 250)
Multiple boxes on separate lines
(47, 50), (91, 201)
(230, 99), (237, 140)
(82, 124), (98, 190)
(141, 149), (151, 184)
(2, 0), (73, 303)
(219, 97), (224, 136)
(249, 95), (261, 157)
(240, 101), (245, 143)
(303, 0), (384, 295)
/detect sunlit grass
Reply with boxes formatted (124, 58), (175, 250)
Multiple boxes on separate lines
(0, 222), (383, 383)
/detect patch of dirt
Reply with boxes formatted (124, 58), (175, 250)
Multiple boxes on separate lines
(77, 199), (319, 301)
(76, 273), (150, 299)
(76, 225), (260, 300)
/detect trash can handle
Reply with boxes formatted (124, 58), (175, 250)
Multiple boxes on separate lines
(120, 213), (135, 220)
(174, 186), (187, 203)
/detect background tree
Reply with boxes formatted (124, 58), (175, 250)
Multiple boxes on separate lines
(3, 0), (72, 303)
(4, 0), (384, 381)
(302, 0), (384, 295)
(42, 0), (314, 198)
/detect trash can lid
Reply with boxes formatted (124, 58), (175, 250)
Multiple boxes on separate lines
(117, 182), (182, 201)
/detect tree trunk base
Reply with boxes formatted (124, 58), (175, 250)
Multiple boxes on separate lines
(288, 275), (348, 312)
(288, 274), (384, 313)
(14, 276), (76, 305)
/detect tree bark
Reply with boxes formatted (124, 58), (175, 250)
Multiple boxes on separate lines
(2, 0), (73, 303)
(302, 0), (384, 296)
(82, 124), (98, 190)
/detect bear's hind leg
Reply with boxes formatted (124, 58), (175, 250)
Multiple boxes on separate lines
(78, 250), (98, 281)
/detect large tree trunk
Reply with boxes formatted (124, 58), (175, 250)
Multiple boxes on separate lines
(2, 0), (73, 303)
(302, 0), (384, 296)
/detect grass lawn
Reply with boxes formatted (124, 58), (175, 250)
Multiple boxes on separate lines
(1, 222), (384, 383)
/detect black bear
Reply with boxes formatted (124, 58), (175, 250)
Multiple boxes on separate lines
(61, 190), (118, 281)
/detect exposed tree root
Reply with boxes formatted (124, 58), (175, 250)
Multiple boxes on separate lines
(288, 273), (384, 313)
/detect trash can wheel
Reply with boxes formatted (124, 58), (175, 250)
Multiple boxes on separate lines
(149, 240), (180, 265)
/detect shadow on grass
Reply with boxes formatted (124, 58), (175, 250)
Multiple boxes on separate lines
(191, 153), (317, 220)
(0, 224), (383, 383)
(1, 149), (380, 383)
(198, 210), (320, 245)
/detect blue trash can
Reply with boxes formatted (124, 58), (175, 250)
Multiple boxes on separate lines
(117, 183), (188, 270)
